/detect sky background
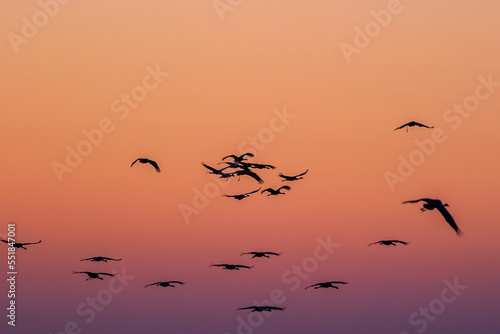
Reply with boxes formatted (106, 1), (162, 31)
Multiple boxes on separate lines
(1, 0), (499, 333)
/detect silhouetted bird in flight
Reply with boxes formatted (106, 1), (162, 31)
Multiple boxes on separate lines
(241, 251), (281, 258)
(145, 281), (185, 288)
(233, 169), (264, 184)
(237, 306), (286, 312)
(202, 162), (231, 175)
(368, 240), (408, 247)
(278, 169), (308, 181)
(305, 281), (348, 290)
(223, 188), (261, 200)
(223, 153), (254, 163)
(210, 264), (254, 270)
(73, 271), (117, 281)
(80, 256), (122, 262)
(1, 239), (41, 250)
(261, 186), (290, 196)
(394, 121), (434, 132)
(402, 198), (462, 236)
(131, 158), (161, 173)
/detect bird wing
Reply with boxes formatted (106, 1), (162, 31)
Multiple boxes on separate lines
(237, 306), (256, 311)
(367, 241), (380, 247)
(244, 188), (261, 195)
(264, 252), (281, 256)
(102, 257), (121, 261)
(279, 186), (291, 191)
(130, 159), (141, 167)
(268, 306), (285, 311)
(148, 160), (161, 173)
(329, 281), (348, 285)
(436, 204), (462, 236)
(278, 173), (287, 178)
(145, 282), (161, 287)
(98, 272), (117, 277)
(20, 240), (42, 246)
(168, 281), (185, 285)
(80, 258), (93, 262)
(305, 283), (320, 289)
(222, 155), (237, 161)
(0, 239), (9, 244)
(210, 264), (227, 267)
(240, 252), (255, 256)
(392, 240), (408, 245)
(73, 271), (90, 275)
(294, 169), (309, 177)
(402, 198), (432, 204)
(261, 188), (271, 194)
(235, 265), (253, 269)
(414, 122), (433, 128)
(244, 170), (264, 184)
(241, 153), (254, 160)
(394, 123), (410, 131)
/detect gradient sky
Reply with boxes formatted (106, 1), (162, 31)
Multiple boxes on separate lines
(1, 1), (500, 333)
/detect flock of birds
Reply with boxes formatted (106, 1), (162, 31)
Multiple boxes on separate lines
(3, 120), (464, 314)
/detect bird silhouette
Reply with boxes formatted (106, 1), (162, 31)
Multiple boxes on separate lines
(368, 240), (408, 247)
(1, 239), (41, 250)
(278, 169), (308, 181)
(261, 186), (290, 196)
(210, 264), (254, 270)
(80, 256), (122, 262)
(241, 251), (281, 258)
(305, 281), (348, 290)
(222, 153), (254, 163)
(394, 121), (434, 132)
(145, 281), (185, 288)
(202, 163), (232, 176)
(223, 188), (261, 200)
(237, 306), (286, 312)
(244, 163), (276, 170)
(73, 271), (116, 281)
(402, 198), (462, 236)
(131, 158), (161, 173)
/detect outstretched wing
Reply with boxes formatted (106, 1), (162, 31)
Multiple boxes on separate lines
(101, 257), (121, 261)
(0, 239), (9, 244)
(240, 152), (254, 160)
(202, 163), (219, 173)
(222, 194), (236, 198)
(168, 281), (185, 285)
(392, 240), (408, 245)
(80, 258), (93, 262)
(394, 123), (410, 131)
(261, 188), (272, 194)
(73, 271), (91, 275)
(367, 241), (380, 247)
(294, 169), (308, 177)
(130, 158), (141, 167)
(402, 198), (431, 204)
(279, 186), (291, 191)
(20, 240), (42, 246)
(244, 188), (261, 196)
(305, 283), (320, 289)
(210, 263), (228, 267)
(145, 282), (160, 288)
(328, 281), (348, 285)
(222, 154), (238, 161)
(436, 205), (463, 236)
(278, 173), (288, 179)
(240, 252), (256, 256)
(146, 160), (161, 173)
(414, 122), (434, 128)
(264, 252), (281, 256)
(235, 265), (253, 269)
(237, 306), (256, 311)
(98, 272), (117, 277)
(268, 306), (285, 311)
(242, 170), (264, 184)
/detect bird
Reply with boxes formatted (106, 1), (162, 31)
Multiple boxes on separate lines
(245, 163), (276, 170)
(241, 251), (281, 258)
(233, 169), (264, 184)
(223, 188), (261, 200)
(402, 198), (463, 236)
(80, 256), (122, 262)
(131, 158), (161, 173)
(305, 281), (348, 290)
(237, 306), (286, 312)
(73, 271), (116, 281)
(278, 169), (308, 181)
(368, 240), (408, 247)
(222, 153), (254, 163)
(210, 264), (254, 270)
(261, 186), (290, 196)
(394, 121), (434, 132)
(1, 239), (41, 250)
(202, 162), (232, 175)
(145, 281), (185, 288)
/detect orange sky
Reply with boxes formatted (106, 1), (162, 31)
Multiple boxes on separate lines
(1, 1), (500, 334)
